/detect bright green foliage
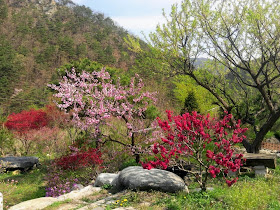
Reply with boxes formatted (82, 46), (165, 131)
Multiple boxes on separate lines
(124, 35), (142, 53)
(129, 0), (280, 152)
(173, 75), (217, 115)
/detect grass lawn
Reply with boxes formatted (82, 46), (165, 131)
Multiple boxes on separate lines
(1, 159), (280, 210)
(0, 164), (47, 209)
(100, 172), (280, 210)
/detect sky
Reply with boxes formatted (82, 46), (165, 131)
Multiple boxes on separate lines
(71, 0), (182, 39)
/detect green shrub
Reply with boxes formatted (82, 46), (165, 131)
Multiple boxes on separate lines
(144, 105), (160, 120)
(265, 131), (275, 139)
(0, 128), (15, 155)
(118, 158), (141, 171)
(182, 91), (200, 114)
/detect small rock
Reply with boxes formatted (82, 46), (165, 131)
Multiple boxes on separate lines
(71, 184), (84, 191)
(139, 202), (151, 207)
(94, 173), (119, 187)
(12, 170), (21, 175)
(78, 192), (124, 209)
(265, 137), (280, 144)
(253, 165), (268, 176)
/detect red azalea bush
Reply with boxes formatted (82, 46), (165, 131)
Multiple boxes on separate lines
(5, 109), (48, 133)
(5, 109), (49, 154)
(142, 110), (248, 190)
(55, 147), (103, 170)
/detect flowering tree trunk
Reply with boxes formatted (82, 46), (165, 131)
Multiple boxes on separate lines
(49, 68), (157, 161)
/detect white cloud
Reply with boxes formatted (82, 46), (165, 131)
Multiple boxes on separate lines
(71, 0), (182, 37)
(112, 15), (165, 31)
(126, 0), (182, 7)
(112, 15), (170, 39)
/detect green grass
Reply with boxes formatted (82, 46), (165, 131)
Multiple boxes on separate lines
(102, 168), (280, 210)
(0, 165), (48, 209)
(43, 199), (72, 210)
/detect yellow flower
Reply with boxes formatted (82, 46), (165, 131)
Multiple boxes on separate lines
(120, 204), (123, 206)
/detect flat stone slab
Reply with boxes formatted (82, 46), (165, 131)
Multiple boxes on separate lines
(57, 186), (101, 201)
(0, 156), (39, 171)
(242, 153), (276, 169)
(9, 186), (102, 210)
(9, 197), (58, 210)
(116, 166), (188, 193)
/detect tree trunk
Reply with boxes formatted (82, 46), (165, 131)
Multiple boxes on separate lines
(242, 110), (280, 153)
(135, 154), (140, 164)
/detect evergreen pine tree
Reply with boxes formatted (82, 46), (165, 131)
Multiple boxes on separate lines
(181, 91), (199, 114)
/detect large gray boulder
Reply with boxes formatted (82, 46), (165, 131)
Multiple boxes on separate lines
(115, 166), (188, 193)
(0, 156), (39, 172)
(94, 173), (119, 187)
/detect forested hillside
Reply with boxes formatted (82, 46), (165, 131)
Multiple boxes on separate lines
(0, 0), (142, 114)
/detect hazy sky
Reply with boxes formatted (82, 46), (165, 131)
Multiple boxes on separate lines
(71, 0), (182, 38)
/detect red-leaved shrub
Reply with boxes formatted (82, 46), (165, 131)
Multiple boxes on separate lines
(5, 109), (48, 154)
(5, 109), (48, 133)
(55, 148), (103, 170)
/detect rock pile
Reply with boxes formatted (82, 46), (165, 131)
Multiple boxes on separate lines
(95, 166), (189, 193)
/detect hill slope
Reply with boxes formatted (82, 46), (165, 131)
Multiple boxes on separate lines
(0, 0), (139, 113)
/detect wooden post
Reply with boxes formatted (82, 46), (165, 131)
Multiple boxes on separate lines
(0, 192), (3, 210)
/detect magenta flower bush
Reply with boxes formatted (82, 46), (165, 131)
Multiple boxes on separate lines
(142, 111), (248, 190)
(45, 163), (79, 197)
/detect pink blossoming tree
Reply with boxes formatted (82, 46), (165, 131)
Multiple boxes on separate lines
(48, 68), (156, 162)
(142, 110), (248, 191)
